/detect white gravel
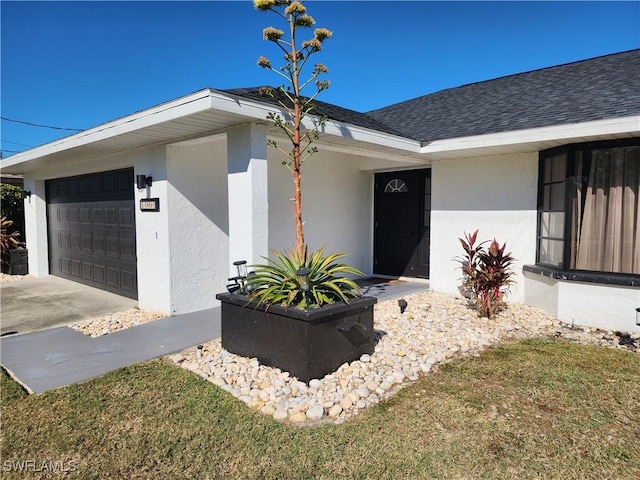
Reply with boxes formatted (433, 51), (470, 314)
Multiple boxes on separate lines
(0, 273), (31, 283)
(167, 291), (639, 426)
(70, 308), (166, 337)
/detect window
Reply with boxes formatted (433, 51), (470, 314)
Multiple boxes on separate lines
(537, 139), (640, 275)
(384, 179), (408, 193)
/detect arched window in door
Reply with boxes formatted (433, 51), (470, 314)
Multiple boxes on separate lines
(384, 179), (408, 193)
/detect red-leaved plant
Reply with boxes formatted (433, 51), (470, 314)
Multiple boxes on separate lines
(456, 230), (515, 319)
(1, 216), (21, 270)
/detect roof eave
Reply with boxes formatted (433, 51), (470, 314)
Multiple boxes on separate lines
(1, 88), (421, 174)
(420, 116), (640, 159)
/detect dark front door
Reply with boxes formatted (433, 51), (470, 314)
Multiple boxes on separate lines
(374, 169), (431, 278)
(46, 169), (138, 299)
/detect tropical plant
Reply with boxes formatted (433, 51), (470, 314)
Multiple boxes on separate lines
(253, 0), (331, 258)
(1, 216), (21, 270)
(456, 230), (515, 319)
(245, 246), (363, 310)
(0, 183), (25, 242)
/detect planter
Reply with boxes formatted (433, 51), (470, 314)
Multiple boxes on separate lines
(9, 248), (28, 275)
(216, 292), (377, 383)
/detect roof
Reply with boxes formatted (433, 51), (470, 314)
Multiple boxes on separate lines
(220, 87), (407, 137)
(367, 49), (640, 143)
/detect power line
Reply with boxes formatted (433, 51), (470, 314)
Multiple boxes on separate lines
(1, 116), (82, 132)
(2, 140), (33, 148)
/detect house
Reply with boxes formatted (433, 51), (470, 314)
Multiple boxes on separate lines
(2, 49), (639, 332)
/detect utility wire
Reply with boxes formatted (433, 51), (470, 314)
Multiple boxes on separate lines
(1, 116), (82, 132)
(2, 140), (34, 147)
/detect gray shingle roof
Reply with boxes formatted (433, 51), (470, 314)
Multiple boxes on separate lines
(366, 49), (640, 143)
(220, 87), (407, 137)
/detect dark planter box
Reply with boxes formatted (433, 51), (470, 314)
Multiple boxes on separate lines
(9, 249), (28, 275)
(216, 292), (377, 383)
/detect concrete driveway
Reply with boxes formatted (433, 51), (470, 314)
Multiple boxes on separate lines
(0, 276), (137, 336)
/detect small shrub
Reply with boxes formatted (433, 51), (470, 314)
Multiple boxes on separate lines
(0, 183), (25, 242)
(245, 245), (363, 310)
(456, 230), (514, 319)
(1, 216), (21, 270)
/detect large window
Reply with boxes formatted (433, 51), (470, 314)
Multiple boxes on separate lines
(537, 139), (640, 275)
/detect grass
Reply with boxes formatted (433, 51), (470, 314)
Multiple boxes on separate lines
(1, 339), (639, 479)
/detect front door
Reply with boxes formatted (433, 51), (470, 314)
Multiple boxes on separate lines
(374, 169), (431, 278)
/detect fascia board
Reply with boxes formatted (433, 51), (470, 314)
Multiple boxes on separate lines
(1, 90), (216, 169)
(209, 90), (422, 153)
(421, 116), (640, 154)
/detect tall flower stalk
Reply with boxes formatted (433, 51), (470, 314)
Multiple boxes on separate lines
(254, 0), (331, 258)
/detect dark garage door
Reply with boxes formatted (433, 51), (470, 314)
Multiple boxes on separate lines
(46, 169), (138, 299)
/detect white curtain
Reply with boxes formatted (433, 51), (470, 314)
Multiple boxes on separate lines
(574, 147), (640, 274)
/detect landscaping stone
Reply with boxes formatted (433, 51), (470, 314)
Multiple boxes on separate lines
(70, 308), (166, 337)
(162, 291), (638, 426)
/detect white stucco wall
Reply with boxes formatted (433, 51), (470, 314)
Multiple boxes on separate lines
(166, 138), (229, 314)
(429, 152), (539, 302)
(226, 124), (269, 274)
(130, 147), (172, 313)
(524, 272), (640, 333)
(22, 177), (48, 276)
(267, 147), (373, 275)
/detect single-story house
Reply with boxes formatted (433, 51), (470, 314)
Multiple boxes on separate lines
(2, 49), (639, 332)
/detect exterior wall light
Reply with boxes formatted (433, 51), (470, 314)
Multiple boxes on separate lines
(136, 174), (153, 190)
(636, 307), (640, 326)
(23, 190), (31, 199)
(296, 267), (311, 292)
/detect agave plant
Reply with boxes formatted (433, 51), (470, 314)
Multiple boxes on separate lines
(245, 245), (363, 310)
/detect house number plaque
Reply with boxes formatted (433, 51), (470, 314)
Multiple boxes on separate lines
(140, 198), (160, 212)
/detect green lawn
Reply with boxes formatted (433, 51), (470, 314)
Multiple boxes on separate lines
(1, 340), (639, 479)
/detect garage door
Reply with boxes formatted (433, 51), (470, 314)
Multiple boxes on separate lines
(46, 169), (138, 299)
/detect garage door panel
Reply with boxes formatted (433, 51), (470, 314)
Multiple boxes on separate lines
(70, 259), (81, 277)
(105, 208), (118, 226)
(47, 169), (137, 299)
(81, 262), (92, 280)
(93, 235), (106, 254)
(92, 208), (104, 224)
(106, 268), (119, 288)
(93, 265), (105, 284)
(120, 238), (136, 259)
(80, 207), (91, 224)
(121, 270), (136, 293)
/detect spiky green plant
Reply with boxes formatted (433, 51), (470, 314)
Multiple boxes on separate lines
(245, 245), (362, 310)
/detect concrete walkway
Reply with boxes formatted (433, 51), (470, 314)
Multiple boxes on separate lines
(1, 278), (428, 394)
(1, 308), (220, 394)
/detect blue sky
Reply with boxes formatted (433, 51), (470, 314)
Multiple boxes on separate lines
(1, 1), (639, 157)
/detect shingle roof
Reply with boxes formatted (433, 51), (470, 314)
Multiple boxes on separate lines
(220, 87), (407, 137)
(366, 49), (640, 143)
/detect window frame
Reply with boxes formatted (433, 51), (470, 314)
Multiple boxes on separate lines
(535, 137), (640, 280)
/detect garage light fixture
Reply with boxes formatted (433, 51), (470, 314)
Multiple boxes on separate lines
(136, 174), (153, 190)
(23, 190), (31, 199)
(636, 307), (640, 326)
